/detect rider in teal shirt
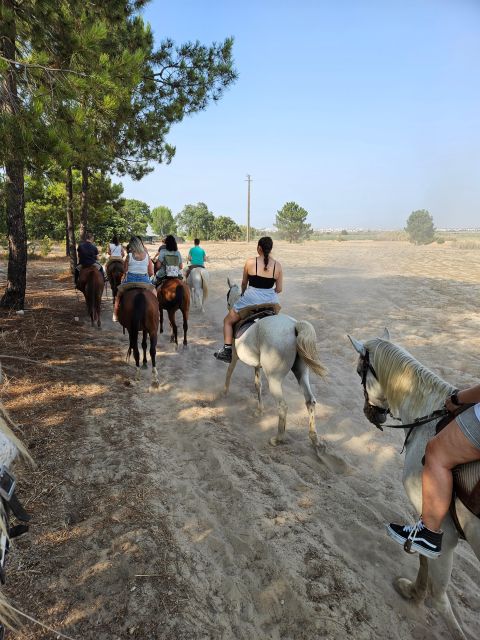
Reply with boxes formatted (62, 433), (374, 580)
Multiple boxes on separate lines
(185, 238), (207, 279)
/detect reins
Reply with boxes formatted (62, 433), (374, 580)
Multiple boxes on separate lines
(360, 350), (450, 452)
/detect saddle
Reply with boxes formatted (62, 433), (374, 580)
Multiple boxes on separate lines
(106, 256), (124, 267)
(432, 406), (480, 536)
(234, 304), (281, 339)
(117, 282), (156, 295)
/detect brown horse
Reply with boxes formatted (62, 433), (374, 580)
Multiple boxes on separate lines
(78, 266), (104, 328)
(118, 287), (159, 386)
(106, 258), (125, 303)
(156, 278), (190, 348)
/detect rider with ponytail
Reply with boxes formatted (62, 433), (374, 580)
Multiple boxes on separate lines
(214, 236), (283, 363)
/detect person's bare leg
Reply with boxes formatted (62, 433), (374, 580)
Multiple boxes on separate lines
(223, 309), (240, 344)
(422, 419), (480, 531)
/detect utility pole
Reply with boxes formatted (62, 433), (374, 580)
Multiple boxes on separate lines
(246, 174), (252, 242)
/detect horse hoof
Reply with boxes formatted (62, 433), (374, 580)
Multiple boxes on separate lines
(254, 408), (264, 417)
(170, 336), (175, 343)
(183, 343), (188, 350)
(142, 363), (148, 370)
(269, 435), (286, 447)
(393, 577), (416, 601)
(150, 380), (160, 390)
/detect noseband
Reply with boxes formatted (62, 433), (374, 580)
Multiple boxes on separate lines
(359, 350), (391, 430)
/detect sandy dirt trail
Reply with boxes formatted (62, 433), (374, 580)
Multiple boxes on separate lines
(1, 240), (480, 639)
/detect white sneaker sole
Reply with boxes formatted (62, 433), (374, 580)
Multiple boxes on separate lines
(385, 524), (441, 559)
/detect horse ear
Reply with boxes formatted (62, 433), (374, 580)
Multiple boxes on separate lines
(227, 277), (233, 288)
(380, 327), (390, 341)
(347, 335), (366, 356)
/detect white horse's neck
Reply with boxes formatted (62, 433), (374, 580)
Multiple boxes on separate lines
(367, 339), (454, 423)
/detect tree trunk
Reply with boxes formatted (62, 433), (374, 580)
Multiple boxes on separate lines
(66, 166), (77, 274)
(79, 166), (89, 241)
(0, 0), (27, 309)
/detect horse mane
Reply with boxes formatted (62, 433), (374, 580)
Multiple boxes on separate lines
(227, 283), (241, 309)
(366, 339), (454, 418)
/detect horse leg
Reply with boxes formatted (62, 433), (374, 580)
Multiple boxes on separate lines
(159, 307), (164, 334)
(168, 310), (178, 346)
(426, 548), (466, 640)
(150, 332), (159, 388)
(141, 330), (148, 368)
(182, 308), (188, 347)
(394, 555), (428, 603)
(266, 374), (288, 446)
(131, 338), (141, 381)
(224, 348), (238, 395)
(254, 366), (264, 415)
(291, 355), (317, 444)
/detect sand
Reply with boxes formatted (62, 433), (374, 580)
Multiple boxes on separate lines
(1, 240), (479, 639)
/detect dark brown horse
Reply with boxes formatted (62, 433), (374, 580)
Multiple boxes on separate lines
(156, 278), (190, 348)
(117, 287), (159, 386)
(106, 258), (125, 303)
(78, 266), (104, 328)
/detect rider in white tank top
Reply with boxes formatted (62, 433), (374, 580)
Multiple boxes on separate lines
(109, 243), (123, 257)
(128, 252), (150, 274)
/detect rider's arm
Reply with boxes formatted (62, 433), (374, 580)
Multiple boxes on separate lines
(187, 250), (192, 264)
(275, 264), (283, 294)
(121, 246), (125, 258)
(122, 256), (129, 279)
(147, 259), (154, 277)
(241, 261), (249, 294)
(457, 384), (480, 405)
(178, 251), (183, 270)
(107, 245), (112, 256)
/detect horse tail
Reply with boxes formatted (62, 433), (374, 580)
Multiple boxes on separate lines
(200, 270), (208, 302)
(175, 284), (183, 307)
(295, 320), (327, 377)
(86, 270), (96, 320)
(127, 292), (145, 361)
(0, 590), (21, 633)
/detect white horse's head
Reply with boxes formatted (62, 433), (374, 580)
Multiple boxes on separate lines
(226, 278), (241, 310)
(348, 328), (391, 428)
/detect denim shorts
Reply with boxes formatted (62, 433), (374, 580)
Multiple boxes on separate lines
(456, 405), (480, 450)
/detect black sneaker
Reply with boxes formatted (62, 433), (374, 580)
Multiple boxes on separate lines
(214, 347), (232, 363)
(386, 519), (442, 558)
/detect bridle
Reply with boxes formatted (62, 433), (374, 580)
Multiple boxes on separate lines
(358, 350), (449, 448)
(359, 350), (392, 430)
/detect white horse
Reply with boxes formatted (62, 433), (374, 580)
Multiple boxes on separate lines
(224, 279), (326, 446)
(187, 267), (208, 312)
(0, 401), (33, 635)
(348, 329), (480, 640)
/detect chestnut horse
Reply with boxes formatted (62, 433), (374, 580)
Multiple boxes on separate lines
(156, 278), (190, 348)
(78, 266), (104, 328)
(117, 287), (159, 386)
(106, 259), (124, 303)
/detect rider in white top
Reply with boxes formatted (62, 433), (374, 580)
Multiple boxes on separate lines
(109, 243), (123, 257)
(128, 252), (150, 275)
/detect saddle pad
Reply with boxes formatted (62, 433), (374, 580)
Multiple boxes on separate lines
(237, 303), (281, 321)
(106, 257), (124, 265)
(452, 461), (480, 517)
(118, 282), (156, 293)
(435, 405), (480, 518)
(234, 308), (278, 339)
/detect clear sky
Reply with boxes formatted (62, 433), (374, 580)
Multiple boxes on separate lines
(121, 0), (480, 230)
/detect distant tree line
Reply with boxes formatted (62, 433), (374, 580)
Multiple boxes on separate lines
(0, 1), (237, 308)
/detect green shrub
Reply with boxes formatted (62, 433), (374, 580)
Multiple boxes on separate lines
(436, 237), (445, 244)
(40, 235), (52, 257)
